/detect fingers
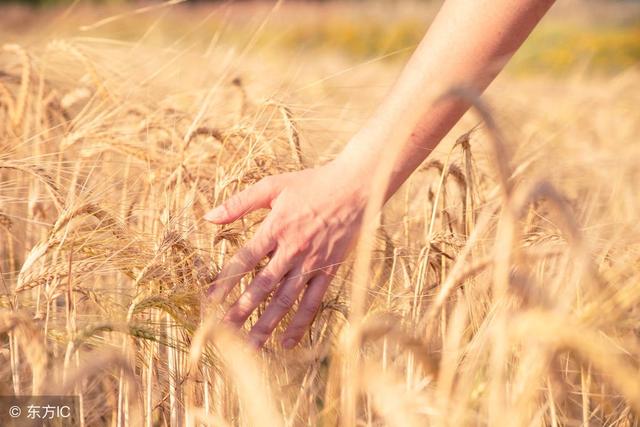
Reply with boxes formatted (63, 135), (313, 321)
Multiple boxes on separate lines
(223, 251), (293, 327)
(247, 266), (309, 348)
(281, 271), (332, 349)
(204, 176), (281, 224)
(208, 226), (276, 301)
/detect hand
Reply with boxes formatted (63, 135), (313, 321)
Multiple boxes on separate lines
(204, 157), (368, 349)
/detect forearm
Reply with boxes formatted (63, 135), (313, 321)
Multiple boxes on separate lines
(339, 0), (554, 200)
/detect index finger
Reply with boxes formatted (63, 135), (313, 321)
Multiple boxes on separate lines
(208, 225), (276, 302)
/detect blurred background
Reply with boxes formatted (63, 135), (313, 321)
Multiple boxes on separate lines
(2, 0), (638, 163)
(1, 0), (639, 77)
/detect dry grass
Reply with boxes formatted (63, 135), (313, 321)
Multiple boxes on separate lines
(1, 2), (640, 426)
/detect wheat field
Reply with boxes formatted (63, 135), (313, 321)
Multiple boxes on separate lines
(1, 1), (640, 426)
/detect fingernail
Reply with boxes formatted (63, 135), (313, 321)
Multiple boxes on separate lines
(203, 207), (222, 222)
(282, 338), (296, 349)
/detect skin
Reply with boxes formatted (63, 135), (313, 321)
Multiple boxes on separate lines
(204, 0), (556, 349)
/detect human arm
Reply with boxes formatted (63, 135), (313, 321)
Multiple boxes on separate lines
(342, 0), (555, 200)
(204, 0), (555, 349)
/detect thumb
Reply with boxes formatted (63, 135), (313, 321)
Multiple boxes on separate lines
(204, 176), (281, 224)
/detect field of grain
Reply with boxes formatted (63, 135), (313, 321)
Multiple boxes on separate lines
(1, 1), (640, 426)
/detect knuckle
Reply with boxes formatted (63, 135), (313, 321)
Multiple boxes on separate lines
(253, 274), (275, 294)
(250, 327), (269, 342)
(234, 299), (253, 316)
(270, 223), (287, 240)
(280, 238), (308, 259)
(285, 325), (305, 341)
(224, 308), (244, 325)
(274, 292), (295, 309)
(236, 249), (257, 266)
(291, 241), (309, 257)
(263, 221), (281, 241)
(299, 302), (319, 317)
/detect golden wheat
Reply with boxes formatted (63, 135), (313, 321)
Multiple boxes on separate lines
(0, 4), (639, 427)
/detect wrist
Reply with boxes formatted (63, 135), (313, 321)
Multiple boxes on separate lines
(326, 148), (375, 207)
(332, 133), (401, 207)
